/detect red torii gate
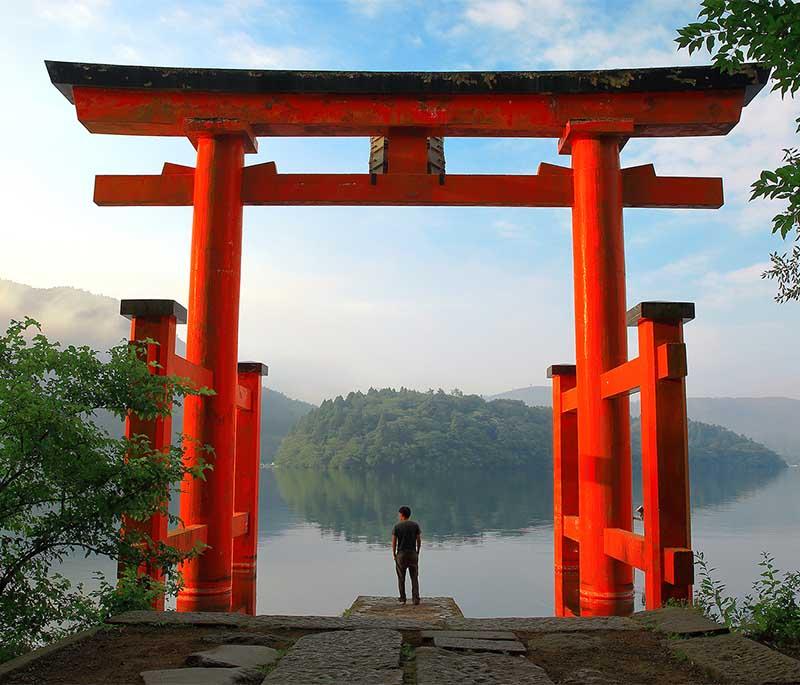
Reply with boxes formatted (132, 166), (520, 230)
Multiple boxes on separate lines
(47, 60), (767, 617)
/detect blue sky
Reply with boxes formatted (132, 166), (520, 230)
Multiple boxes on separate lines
(1, 0), (798, 403)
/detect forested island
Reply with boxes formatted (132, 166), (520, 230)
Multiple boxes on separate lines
(275, 388), (787, 473)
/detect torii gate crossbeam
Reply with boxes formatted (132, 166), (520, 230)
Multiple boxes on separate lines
(47, 60), (767, 617)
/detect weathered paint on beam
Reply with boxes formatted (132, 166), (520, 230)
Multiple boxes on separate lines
(71, 87), (749, 138)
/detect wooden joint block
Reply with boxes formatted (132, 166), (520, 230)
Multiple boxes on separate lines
(547, 364), (576, 378)
(657, 342), (687, 380)
(184, 118), (258, 153)
(558, 119), (635, 154)
(664, 547), (694, 586)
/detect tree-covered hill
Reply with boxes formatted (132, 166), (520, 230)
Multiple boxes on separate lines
(277, 388), (551, 469)
(276, 388), (787, 473)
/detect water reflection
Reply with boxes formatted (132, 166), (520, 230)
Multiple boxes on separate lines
(267, 465), (784, 545)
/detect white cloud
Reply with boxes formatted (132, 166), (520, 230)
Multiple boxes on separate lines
(34, 0), (108, 29)
(223, 33), (319, 69)
(346, 0), (387, 18)
(465, 0), (528, 30)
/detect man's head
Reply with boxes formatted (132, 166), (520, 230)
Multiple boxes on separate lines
(398, 506), (411, 521)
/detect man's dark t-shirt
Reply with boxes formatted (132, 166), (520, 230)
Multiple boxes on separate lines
(393, 520), (421, 552)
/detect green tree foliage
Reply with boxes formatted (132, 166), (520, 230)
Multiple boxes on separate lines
(677, 1), (800, 302)
(276, 388), (786, 473)
(277, 389), (551, 470)
(0, 319), (210, 662)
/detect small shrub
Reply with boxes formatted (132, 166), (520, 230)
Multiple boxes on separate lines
(695, 551), (800, 645)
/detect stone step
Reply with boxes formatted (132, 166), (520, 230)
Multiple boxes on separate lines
(140, 667), (263, 685)
(631, 607), (728, 636)
(262, 628), (403, 684)
(347, 595), (463, 624)
(433, 635), (527, 654)
(417, 647), (554, 684)
(202, 631), (285, 646)
(421, 629), (517, 640)
(669, 633), (800, 684)
(186, 645), (280, 668)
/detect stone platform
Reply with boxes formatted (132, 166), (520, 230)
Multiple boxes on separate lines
(346, 595), (464, 623)
(2, 602), (800, 684)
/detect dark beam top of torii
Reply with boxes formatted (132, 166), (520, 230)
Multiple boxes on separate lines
(45, 60), (767, 208)
(46, 60), (767, 138)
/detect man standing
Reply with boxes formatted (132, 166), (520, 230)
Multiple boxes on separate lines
(392, 506), (421, 605)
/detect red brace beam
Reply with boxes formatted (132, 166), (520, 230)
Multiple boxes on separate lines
(94, 162), (722, 209)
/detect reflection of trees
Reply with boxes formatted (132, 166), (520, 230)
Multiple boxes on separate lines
(273, 467), (552, 544)
(685, 466), (782, 510)
(271, 465), (783, 544)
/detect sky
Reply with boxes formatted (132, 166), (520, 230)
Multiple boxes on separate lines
(0, 0), (798, 404)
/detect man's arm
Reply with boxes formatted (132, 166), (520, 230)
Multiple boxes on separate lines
(416, 530), (421, 554)
(392, 533), (397, 558)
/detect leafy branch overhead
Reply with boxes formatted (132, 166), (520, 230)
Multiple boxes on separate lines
(677, 0), (800, 302)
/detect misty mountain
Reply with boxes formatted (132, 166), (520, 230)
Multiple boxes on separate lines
(486, 386), (553, 407)
(0, 278), (315, 462)
(487, 385), (799, 461)
(0, 278), (128, 351)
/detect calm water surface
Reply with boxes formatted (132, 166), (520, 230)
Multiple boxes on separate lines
(256, 465), (800, 617)
(62, 465), (800, 617)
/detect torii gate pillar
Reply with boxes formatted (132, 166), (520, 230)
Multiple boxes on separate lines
(562, 121), (635, 616)
(178, 125), (253, 612)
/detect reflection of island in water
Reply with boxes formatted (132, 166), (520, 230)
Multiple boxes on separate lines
(267, 464), (783, 545)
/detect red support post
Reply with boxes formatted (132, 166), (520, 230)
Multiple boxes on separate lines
(562, 120), (635, 616)
(632, 302), (695, 609)
(548, 365), (580, 617)
(231, 362), (268, 615)
(178, 127), (250, 612)
(118, 299), (186, 610)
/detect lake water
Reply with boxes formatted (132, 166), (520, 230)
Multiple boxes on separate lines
(62, 464), (800, 617)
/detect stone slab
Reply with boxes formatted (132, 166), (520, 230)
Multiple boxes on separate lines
(433, 635), (527, 653)
(186, 645), (280, 668)
(528, 632), (605, 653)
(560, 667), (621, 684)
(446, 616), (639, 632)
(347, 595), (463, 624)
(416, 646), (554, 685)
(140, 667), (264, 685)
(631, 607), (728, 636)
(108, 610), (431, 632)
(669, 633), (800, 684)
(262, 628), (403, 684)
(422, 629), (518, 640)
(202, 632), (285, 646)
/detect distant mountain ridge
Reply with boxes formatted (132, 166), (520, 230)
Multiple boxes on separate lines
(0, 278), (315, 462)
(487, 386), (799, 461)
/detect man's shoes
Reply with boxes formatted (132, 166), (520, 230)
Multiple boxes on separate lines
(412, 598), (420, 606)
(398, 598), (406, 605)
